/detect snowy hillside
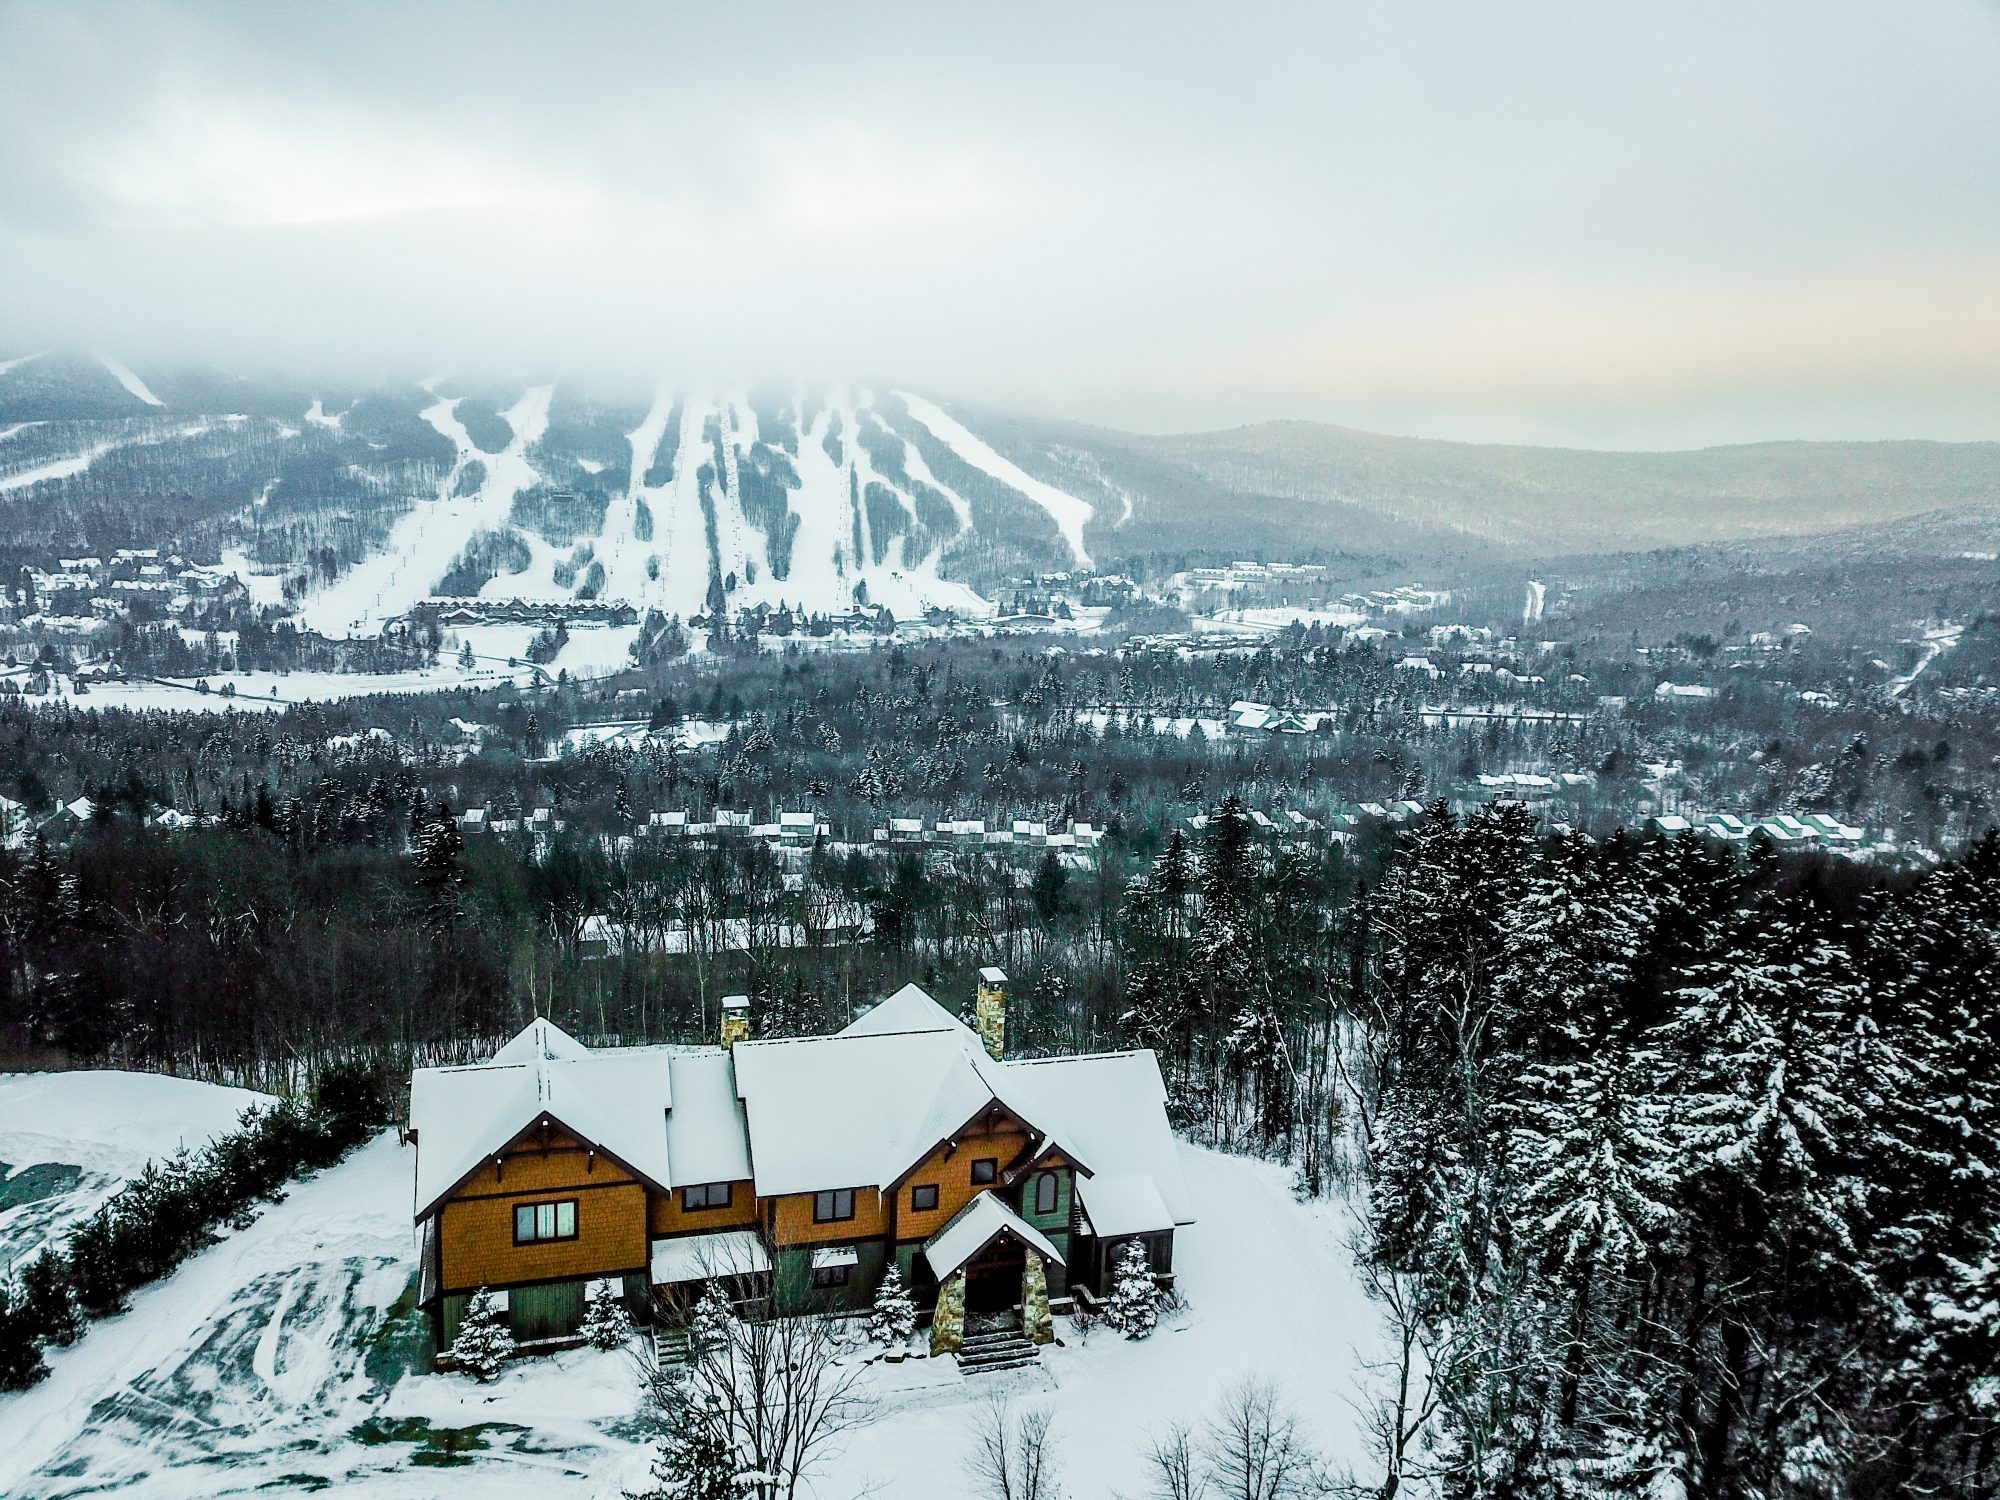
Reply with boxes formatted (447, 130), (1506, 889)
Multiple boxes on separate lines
(0, 1081), (1395, 1498)
(0, 354), (1114, 636)
(0, 1071), (269, 1270)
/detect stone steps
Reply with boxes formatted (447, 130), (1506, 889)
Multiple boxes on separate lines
(957, 1330), (1042, 1374)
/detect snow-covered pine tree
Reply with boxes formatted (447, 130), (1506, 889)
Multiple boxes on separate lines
(634, 1380), (734, 1500)
(0, 1279), (48, 1391)
(451, 1287), (513, 1381)
(867, 1263), (916, 1346)
(1105, 1241), (1159, 1338)
(580, 1279), (631, 1350)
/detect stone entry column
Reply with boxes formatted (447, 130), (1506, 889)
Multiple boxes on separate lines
(930, 1269), (967, 1356)
(1021, 1254), (1053, 1344)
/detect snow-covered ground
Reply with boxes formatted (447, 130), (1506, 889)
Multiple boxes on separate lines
(0, 1071), (268, 1270)
(0, 1089), (1392, 1499)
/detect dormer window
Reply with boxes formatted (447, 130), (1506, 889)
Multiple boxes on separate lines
(971, 1158), (998, 1185)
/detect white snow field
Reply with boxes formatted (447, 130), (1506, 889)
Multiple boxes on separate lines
(94, 351), (167, 407)
(0, 1116), (1392, 1498)
(0, 1071), (269, 1269)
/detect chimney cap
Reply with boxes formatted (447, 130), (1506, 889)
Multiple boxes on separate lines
(721, 993), (751, 1013)
(978, 966), (1008, 985)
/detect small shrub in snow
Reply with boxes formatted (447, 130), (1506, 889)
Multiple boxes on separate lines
(452, 1287), (514, 1381)
(581, 1280), (632, 1350)
(867, 1264), (916, 1346)
(1106, 1241), (1159, 1339)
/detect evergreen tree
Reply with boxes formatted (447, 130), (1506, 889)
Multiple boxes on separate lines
(1105, 1241), (1159, 1338)
(451, 1288), (513, 1381)
(0, 1280), (48, 1391)
(581, 1280), (631, 1350)
(867, 1263), (917, 1346)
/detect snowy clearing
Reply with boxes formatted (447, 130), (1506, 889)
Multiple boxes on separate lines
(0, 1102), (1391, 1498)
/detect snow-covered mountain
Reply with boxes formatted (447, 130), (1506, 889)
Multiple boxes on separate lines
(0, 354), (1120, 632)
(5, 349), (1999, 642)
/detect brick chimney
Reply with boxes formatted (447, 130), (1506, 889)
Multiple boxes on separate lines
(719, 994), (751, 1048)
(975, 967), (1008, 1060)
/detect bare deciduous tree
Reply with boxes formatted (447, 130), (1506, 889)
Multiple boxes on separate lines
(967, 1393), (1066, 1500)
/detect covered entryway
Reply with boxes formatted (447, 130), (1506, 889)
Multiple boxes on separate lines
(921, 1193), (1064, 1356)
(963, 1236), (1027, 1314)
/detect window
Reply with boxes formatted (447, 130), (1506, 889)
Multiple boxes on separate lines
(812, 1263), (851, 1288)
(1034, 1172), (1058, 1216)
(911, 1184), (939, 1212)
(681, 1182), (733, 1212)
(970, 1158), (998, 1185)
(813, 1188), (856, 1222)
(513, 1199), (577, 1244)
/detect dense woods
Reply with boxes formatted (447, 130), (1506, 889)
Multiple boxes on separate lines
(0, 627), (1996, 1495)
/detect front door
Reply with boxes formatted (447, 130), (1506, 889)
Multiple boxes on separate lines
(964, 1239), (1026, 1314)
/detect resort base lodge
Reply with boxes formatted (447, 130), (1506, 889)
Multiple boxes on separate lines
(406, 970), (1193, 1355)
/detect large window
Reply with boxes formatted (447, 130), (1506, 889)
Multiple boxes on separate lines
(970, 1158), (998, 1185)
(513, 1199), (577, 1245)
(682, 1182), (733, 1212)
(911, 1184), (939, 1212)
(1034, 1171), (1058, 1216)
(813, 1188), (856, 1222)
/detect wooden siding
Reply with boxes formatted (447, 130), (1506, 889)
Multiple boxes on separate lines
(649, 1180), (759, 1238)
(436, 1130), (650, 1293)
(450, 1125), (641, 1198)
(770, 1184), (888, 1245)
(891, 1121), (1034, 1242)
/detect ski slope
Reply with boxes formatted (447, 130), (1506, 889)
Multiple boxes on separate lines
(293, 384), (556, 636)
(94, 352), (166, 407)
(897, 391), (1096, 569)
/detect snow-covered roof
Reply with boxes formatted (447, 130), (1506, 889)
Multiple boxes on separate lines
(413, 995), (1190, 1241)
(837, 982), (978, 1044)
(924, 1191), (1063, 1279)
(664, 1050), (752, 1186)
(994, 1051), (1193, 1228)
(811, 1245), (859, 1270)
(491, 1016), (591, 1063)
(652, 1229), (770, 1284)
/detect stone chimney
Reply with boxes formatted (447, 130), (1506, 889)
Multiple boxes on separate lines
(719, 994), (751, 1049)
(975, 967), (1008, 1060)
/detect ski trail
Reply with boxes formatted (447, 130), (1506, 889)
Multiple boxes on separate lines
(0, 419), (214, 493)
(895, 391), (1094, 567)
(294, 382), (555, 635)
(1890, 623), (1962, 698)
(0, 350), (47, 376)
(1524, 579), (1546, 624)
(94, 352), (166, 407)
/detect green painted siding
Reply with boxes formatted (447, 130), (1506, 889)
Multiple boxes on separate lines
(772, 1240), (886, 1315)
(510, 1279), (586, 1341)
(1023, 1169), (1074, 1296)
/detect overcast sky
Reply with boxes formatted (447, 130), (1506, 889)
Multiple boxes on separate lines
(2, 1), (1997, 447)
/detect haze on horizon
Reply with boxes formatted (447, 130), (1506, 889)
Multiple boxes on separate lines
(2, 0), (1998, 451)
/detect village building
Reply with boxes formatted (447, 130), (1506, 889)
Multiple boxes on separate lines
(405, 972), (1191, 1362)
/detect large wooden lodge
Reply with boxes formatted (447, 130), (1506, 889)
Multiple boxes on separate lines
(407, 972), (1192, 1355)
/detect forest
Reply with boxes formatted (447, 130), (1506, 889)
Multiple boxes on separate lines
(0, 629), (1996, 1495)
